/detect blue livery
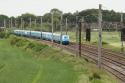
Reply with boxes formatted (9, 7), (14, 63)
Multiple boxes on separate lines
(13, 30), (69, 45)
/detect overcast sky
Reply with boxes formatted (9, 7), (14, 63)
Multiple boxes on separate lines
(0, 0), (125, 17)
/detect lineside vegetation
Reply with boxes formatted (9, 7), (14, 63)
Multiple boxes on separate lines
(0, 35), (119, 83)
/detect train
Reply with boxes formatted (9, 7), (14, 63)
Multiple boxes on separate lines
(13, 30), (70, 45)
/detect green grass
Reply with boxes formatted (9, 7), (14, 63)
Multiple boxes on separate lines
(0, 39), (76, 83)
(0, 37), (119, 83)
(90, 31), (122, 52)
(57, 31), (123, 52)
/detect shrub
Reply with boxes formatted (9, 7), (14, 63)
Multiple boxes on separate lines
(26, 42), (36, 49)
(9, 36), (27, 47)
(32, 43), (48, 52)
(0, 31), (5, 38)
(15, 38), (29, 47)
(9, 35), (21, 45)
(92, 41), (109, 45)
(0, 29), (10, 38)
(89, 72), (101, 81)
(9, 36), (48, 52)
(0, 63), (5, 70)
(93, 72), (101, 79)
(102, 41), (108, 45)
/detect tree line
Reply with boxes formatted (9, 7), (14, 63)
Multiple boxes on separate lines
(0, 8), (124, 31)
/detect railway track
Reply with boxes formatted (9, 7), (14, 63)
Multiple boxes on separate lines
(69, 43), (125, 83)
(31, 38), (125, 83)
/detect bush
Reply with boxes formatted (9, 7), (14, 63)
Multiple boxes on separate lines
(92, 41), (109, 45)
(9, 35), (21, 45)
(0, 31), (5, 38)
(9, 35), (29, 47)
(9, 36), (48, 52)
(16, 38), (29, 47)
(0, 29), (10, 38)
(0, 63), (5, 70)
(89, 72), (101, 81)
(0, 30), (10, 38)
(26, 42), (36, 49)
(102, 41), (108, 45)
(33, 43), (48, 52)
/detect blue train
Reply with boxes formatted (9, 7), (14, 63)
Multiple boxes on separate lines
(13, 30), (70, 45)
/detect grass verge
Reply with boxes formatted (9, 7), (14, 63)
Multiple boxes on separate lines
(0, 36), (119, 83)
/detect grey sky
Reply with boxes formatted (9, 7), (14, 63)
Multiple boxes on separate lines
(0, 0), (125, 17)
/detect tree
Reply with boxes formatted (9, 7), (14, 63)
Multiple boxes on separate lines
(0, 15), (9, 27)
(43, 13), (51, 23)
(79, 9), (98, 23)
(50, 8), (62, 31)
(63, 13), (76, 28)
(16, 13), (36, 28)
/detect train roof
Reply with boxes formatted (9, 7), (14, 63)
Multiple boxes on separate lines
(14, 30), (69, 37)
(31, 31), (41, 33)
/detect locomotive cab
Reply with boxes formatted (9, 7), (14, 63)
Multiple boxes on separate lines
(62, 35), (69, 45)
